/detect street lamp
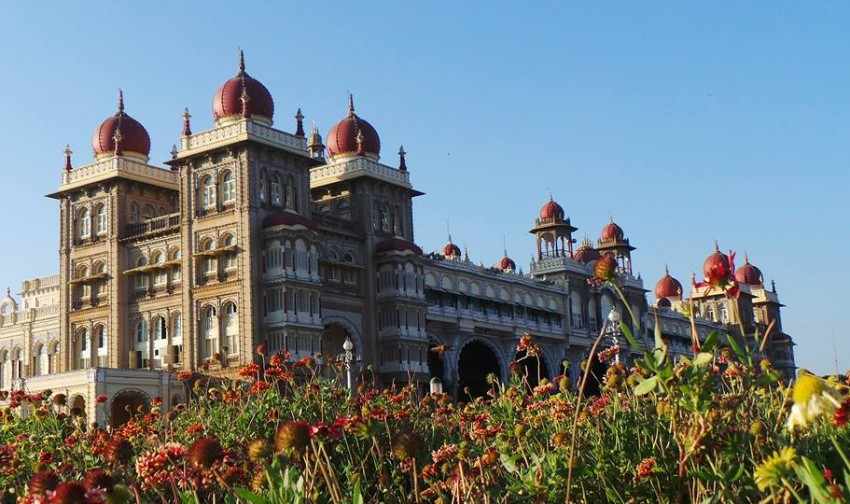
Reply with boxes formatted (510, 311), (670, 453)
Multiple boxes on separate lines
(607, 307), (622, 364)
(342, 336), (355, 397)
(430, 377), (444, 395)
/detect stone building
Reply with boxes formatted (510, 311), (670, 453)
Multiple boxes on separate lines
(0, 53), (795, 425)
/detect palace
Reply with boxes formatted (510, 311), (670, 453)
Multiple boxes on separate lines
(0, 53), (795, 424)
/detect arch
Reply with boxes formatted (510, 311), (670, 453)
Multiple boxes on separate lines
(95, 203), (107, 235)
(129, 201), (139, 224)
(48, 341), (59, 373)
(141, 204), (155, 220)
(469, 282), (482, 296)
(74, 328), (89, 370)
(321, 315), (363, 355)
(157, 206), (167, 216)
(424, 273), (437, 288)
(258, 169), (268, 203)
(320, 323), (350, 367)
(456, 338), (503, 401)
(222, 302), (238, 355)
(285, 174), (297, 211)
(221, 170), (236, 204)
(32, 343), (44, 376)
(201, 305), (218, 359)
(271, 174), (283, 206)
(201, 175), (216, 208)
(110, 389), (150, 428)
(485, 285), (496, 299)
(441, 276), (455, 291)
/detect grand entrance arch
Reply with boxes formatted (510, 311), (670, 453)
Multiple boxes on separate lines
(111, 389), (150, 427)
(321, 323), (349, 362)
(580, 359), (608, 398)
(514, 350), (550, 389)
(457, 340), (502, 401)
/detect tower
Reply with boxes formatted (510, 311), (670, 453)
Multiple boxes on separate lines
(596, 217), (635, 275)
(530, 196), (577, 260)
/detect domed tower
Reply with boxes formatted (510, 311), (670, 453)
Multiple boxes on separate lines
(596, 216), (635, 275)
(735, 253), (763, 287)
(212, 50), (275, 126)
(529, 196), (577, 260)
(573, 236), (602, 264)
(443, 236), (461, 261)
(49, 90), (180, 373)
(307, 124), (325, 162)
(654, 266), (683, 303)
(326, 94), (381, 162)
(496, 251), (516, 273)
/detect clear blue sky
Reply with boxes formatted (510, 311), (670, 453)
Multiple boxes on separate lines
(0, 2), (847, 374)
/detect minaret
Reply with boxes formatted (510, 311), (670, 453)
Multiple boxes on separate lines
(64, 145), (73, 172)
(307, 123), (325, 161)
(182, 108), (192, 137)
(398, 146), (407, 171)
(295, 108), (305, 137)
(530, 195), (577, 260)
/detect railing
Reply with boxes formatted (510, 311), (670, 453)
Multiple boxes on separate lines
(124, 213), (181, 239)
(310, 157), (411, 186)
(179, 119), (307, 154)
(311, 212), (356, 231)
(61, 157), (177, 189)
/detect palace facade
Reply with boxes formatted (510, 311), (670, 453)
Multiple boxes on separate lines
(0, 53), (795, 425)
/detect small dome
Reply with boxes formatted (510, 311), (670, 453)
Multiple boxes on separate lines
(735, 255), (763, 286)
(656, 297), (672, 308)
(655, 267), (683, 299)
(539, 196), (565, 221)
(92, 91), (151, 161)
(600, 218), (624, 241)
(212, 51), (274, 126)
(326, 94), (380, 160)
(262, 211), (319, 232)
(573, 245), (602, 264)
(497, 253), (516, 272)
(376, 237), (422, 255)
(443, 237), (461, 258)
(703, 245), (731, 281)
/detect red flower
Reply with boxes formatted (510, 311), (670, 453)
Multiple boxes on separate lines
(188, 437), (224, 472)
(833, 398), (850, 428)
(95, 394), (108, 404)
(177, 371), (194, 381)
(695, 248), (740, 298)
(636, 457), (656, 479)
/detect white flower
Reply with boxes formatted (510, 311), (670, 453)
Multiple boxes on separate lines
(786, 374), (843, 431)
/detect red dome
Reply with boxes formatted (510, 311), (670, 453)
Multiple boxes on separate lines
(703, 248), (731, 281)
(443, 239), (461, 258)
(539, 197), (565, 220)
(600, 220), (624, 241)
(376, 237), (422, 255)
(497, 254), (516, 271)
(212, 51), (274, 125)
(326, 95), (381, 160)
(655, 269), (683, 299)
(573, 246), (602, 264)
(262, 211), (319, 232)
(92, 91), (151, 160)
(735, 258), (763, 286)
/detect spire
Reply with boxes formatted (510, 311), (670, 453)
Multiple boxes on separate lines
(240, 85), (251, 118)
(182, 107), (192, 136)
(63, 144), (73, 172)
(170, 144), (178, 160)
(117, 89), (125, 115)
(743, 251), (750, 264)
(398, 145), (407, 171)
(295, 108), (305, 137)
(355, 128), (365, 156)
(664, 263), (669, 276)
(348, 92), (355, 117)
(238, 48), (245, 75)
(771, 280), (777, 293)
(112, 127), (123, 156)
(714, 240), (720, 253)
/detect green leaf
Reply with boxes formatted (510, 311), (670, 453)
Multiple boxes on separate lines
(352, 477), (364, 504)
(726, 334), (747, 363)
(692, 352), (713, 367)
(633, 375), (658, 395)
(619, 321), (647, 353)
(654, 315), (665, 351)
(702, 331), (719, 351)
(234, 488), (273, 504)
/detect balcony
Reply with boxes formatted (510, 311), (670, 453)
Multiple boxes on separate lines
(123, 213), (181, 240)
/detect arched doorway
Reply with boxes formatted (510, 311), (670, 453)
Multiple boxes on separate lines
(580, 359), (608, 398)
(457, 340), (501, 401)
(321, 324), (349, 362)
(111, 390), (150, 427)
(514, 350), (550, 390)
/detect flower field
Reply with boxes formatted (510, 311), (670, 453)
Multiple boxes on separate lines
(1, 328), (849, 504)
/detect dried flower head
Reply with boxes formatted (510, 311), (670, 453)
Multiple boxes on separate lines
(593, 255), (617, 283)
(49, 482), (88, 504)
(187, 436), (224, 471)
(754, 447), (797, 491)
(28, 471), (60, 497)
(392, 431), (424, 461)
(275, 421), (311, 455)
(83, 468), (115, 492)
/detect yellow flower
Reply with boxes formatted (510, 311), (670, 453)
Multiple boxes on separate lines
(786, 374), (843, 431)
(754, 447), (797, 491)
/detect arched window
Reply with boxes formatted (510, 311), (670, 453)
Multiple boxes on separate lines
(0, 350), (6, 388)
(202, 306), (217, 359)
(136, 319), (148, 343)
(135, 256), (149, 292)
(152, 252), (166, 286)
(271, 175), (282, 206)
(170, 248), (182, 282)
(48, 342), (59, 374)
(142, 205), (155, 220)
(157, 206), (167, 216)
(129, 201), (139, 224)
(77, 266), (90, 301)
(95, 204), (108, 235)
(78, 208), (91, 239)
(223, 235), (237, 270)
(153, 316), (167, 341)
(12, 348), (23, 380)
(223, 303), (238, 355)
(171, 313), (182, 342)
(96, 326), (106, 349)
(570, 292), (583, 329)
(77, 329), (90, 370)
(706, 305), (715, 322)
(222, 171), (236, 204)
(32, 344), (44, 376)
(200, 239), (215, 276)
(259, 170), (267, 203)
(284, 176), (296, 210)
(201, 175), (216, 208)
(719, 304), (729, 323)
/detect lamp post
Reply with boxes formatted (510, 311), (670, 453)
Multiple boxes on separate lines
(342, 336), (354, 397)
(607, 307), (622, 364)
